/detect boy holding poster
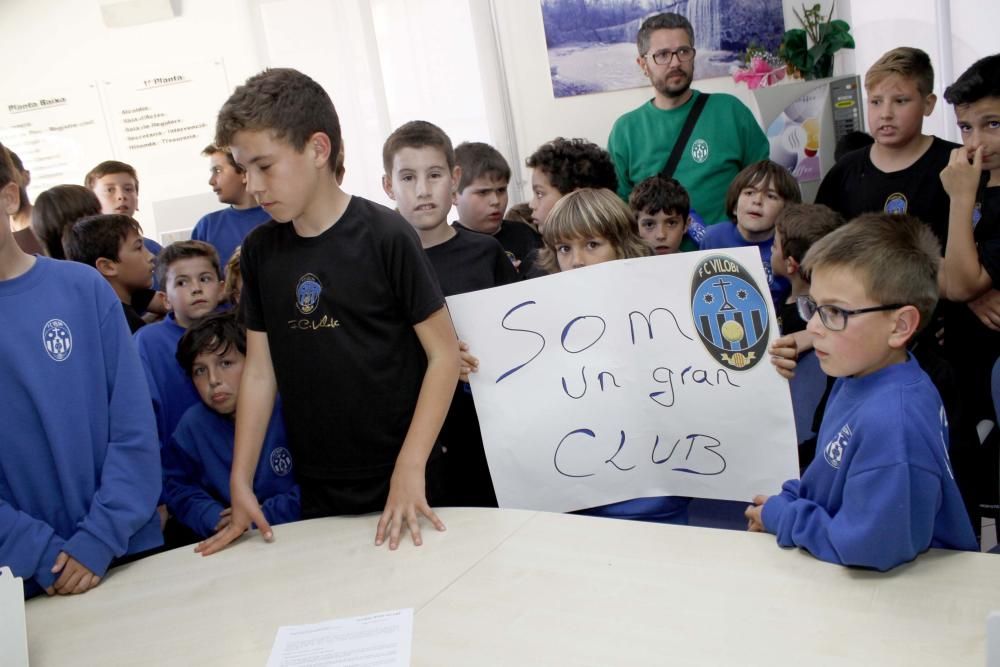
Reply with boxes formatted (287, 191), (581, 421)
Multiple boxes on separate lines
(746, 214), (977, 570)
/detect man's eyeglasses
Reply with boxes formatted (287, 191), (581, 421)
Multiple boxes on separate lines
(645, 46), (696, 65)
(796, 295), (905, 331)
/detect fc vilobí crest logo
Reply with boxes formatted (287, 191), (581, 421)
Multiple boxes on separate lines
(295, 273), (322, 315)
(690, 254), (770, 371)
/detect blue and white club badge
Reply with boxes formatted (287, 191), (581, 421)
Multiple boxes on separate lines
(883, 192), (908, 215)
(42, 318), (73, 362)
(270, 447), (293, 476)
(691, 255), (770, 371)
(295, 273), (322, 316)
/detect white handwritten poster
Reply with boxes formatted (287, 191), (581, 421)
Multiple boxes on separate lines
(0, 84), (113, 198)
(446, 247), (799, 512)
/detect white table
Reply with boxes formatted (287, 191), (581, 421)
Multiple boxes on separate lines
(25, 508), (1000, 665)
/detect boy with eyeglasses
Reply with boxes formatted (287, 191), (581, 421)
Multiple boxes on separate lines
(746, 213), (977, 571)
(608, 12), (768, 245)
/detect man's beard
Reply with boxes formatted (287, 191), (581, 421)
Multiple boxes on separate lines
(653, 68), (693, 99)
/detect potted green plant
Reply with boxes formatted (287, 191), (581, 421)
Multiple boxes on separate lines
(780, 3), (855, 80)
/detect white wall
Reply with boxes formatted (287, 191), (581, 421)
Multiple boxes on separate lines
(4, 0), (995, 236)
(0, 0), (494, 240)
(1, 0), (264, 239)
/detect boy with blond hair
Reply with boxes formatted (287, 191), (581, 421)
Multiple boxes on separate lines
(198, 69), (459, 554)
(382, 121), (515, 507)
(816, 47), (957, 246)
(747, 214), (977, 570)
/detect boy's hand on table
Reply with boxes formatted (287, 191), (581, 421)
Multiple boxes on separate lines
(49, 552), (101, 595)
(376, 463), (445, 550)
(458, 340), (479, 384)
(745, 495), (769, 532)
(214, 507), (233, 532)
(195, 484), (269, 556)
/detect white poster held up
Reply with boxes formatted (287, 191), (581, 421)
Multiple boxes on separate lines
(446, 247), (799, 512)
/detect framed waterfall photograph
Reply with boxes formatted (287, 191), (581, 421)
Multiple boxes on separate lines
(541, 0), (786, 98)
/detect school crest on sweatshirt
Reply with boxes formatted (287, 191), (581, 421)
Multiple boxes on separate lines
(823, 424), (852, 469)
(42, 318), (73, 362)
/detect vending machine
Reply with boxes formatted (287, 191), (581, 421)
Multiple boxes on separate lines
(748, 74), (865, 203)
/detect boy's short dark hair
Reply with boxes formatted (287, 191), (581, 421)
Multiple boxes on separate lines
(636, 12), (694, 54)
(525, 138), (618, 195)
(724, 160), (802, 220)
(944, 54), (1000, 106)
(62, 214), (142, 268)
(175, 311), (246, 377)
(201, 144), (244, 174)
(155, 239), (222, 287)
(628, 175), (690, 219)
(803, 213), (940, 333)
(382, 120), (455, 175)
(216, 68), (342, 174)
(31, 185), (103, 259)
(774, 203), (845, 269)
(865, 47), (935, 98)
(455, 142), (511, 192)
(84, 160), (139, 191)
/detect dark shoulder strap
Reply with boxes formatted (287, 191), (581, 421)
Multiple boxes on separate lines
(659, 92), (710, 180)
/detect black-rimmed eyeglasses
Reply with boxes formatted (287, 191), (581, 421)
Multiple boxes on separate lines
(796, 295), (905, 331)
(645, 46), (696, 65)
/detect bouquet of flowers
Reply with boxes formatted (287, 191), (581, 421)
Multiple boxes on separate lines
(732, 50), (787, 90)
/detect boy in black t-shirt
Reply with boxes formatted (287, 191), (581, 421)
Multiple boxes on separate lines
(815, 47), (958, 247)
(382, 121), (517, 507)
(939, 53), (1000, 433)
(196, 69), (460, 555)
(382, 122), (517, 294)
(452, 141), (543, 276)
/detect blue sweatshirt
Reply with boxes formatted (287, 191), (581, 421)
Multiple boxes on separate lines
(191, 205), (271, 270)
(761, 357), (978, 571)
(163, 401), (300, 538)
(134, 313), (200, 450)
(0, 257), (162, 596)
(699, 221), (790, 309)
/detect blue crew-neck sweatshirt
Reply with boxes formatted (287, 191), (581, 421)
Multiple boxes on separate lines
(0, 257), (162, 596)
(761, 356), (978, 570)
(163, 401), (300, 538)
